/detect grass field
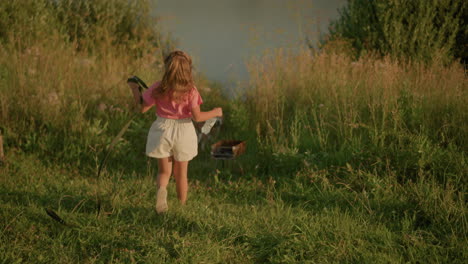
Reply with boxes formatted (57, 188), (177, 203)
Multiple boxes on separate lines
(1, 0), (467, 263)
(2, 146), (466, 263)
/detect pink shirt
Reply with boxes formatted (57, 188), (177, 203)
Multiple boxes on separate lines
(142, 82), (203, 119)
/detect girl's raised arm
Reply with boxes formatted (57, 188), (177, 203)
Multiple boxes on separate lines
(191, 105), (222, 122)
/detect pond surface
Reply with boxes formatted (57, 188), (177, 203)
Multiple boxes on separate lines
(154, 0), (345, 88)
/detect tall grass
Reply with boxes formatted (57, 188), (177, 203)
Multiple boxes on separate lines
(0, 0), (176, 171)
(239, 48), (467, 263)
(246, 48), (467, 185)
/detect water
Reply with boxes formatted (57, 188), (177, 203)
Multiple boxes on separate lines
(153, 0), (345, 88)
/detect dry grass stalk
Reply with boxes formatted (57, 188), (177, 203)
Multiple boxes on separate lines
(0, 133), (4, 161)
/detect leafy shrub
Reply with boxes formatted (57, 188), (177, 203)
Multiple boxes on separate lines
(0, 0), (162, 55)
(325, 0), (467, 63)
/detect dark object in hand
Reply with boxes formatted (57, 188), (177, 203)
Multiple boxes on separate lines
(127, 76), (148, 89)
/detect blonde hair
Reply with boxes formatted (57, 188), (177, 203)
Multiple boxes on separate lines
(153, 50), (194, 102)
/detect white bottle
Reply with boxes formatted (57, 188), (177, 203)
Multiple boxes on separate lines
(201, 117), (220, 135)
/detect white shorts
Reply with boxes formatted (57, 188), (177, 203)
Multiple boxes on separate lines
(146, 117), (198, 161)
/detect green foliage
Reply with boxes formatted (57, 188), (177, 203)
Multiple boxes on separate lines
(52, 0), (160, 54)
(0, 0), (161, 55)
(326, 0), (467, 63)
(0, 0), (58, 44)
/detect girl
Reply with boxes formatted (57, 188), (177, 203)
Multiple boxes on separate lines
(129, 50), (222, 213)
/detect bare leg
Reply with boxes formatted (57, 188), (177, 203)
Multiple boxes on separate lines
(157, 157), (173, 188)
(156, 157), (172, 213)
(173, 160), (189, 204)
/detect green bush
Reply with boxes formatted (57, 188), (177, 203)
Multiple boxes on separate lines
(0, 0), (162, 55)
(325, 0), (467, 63)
